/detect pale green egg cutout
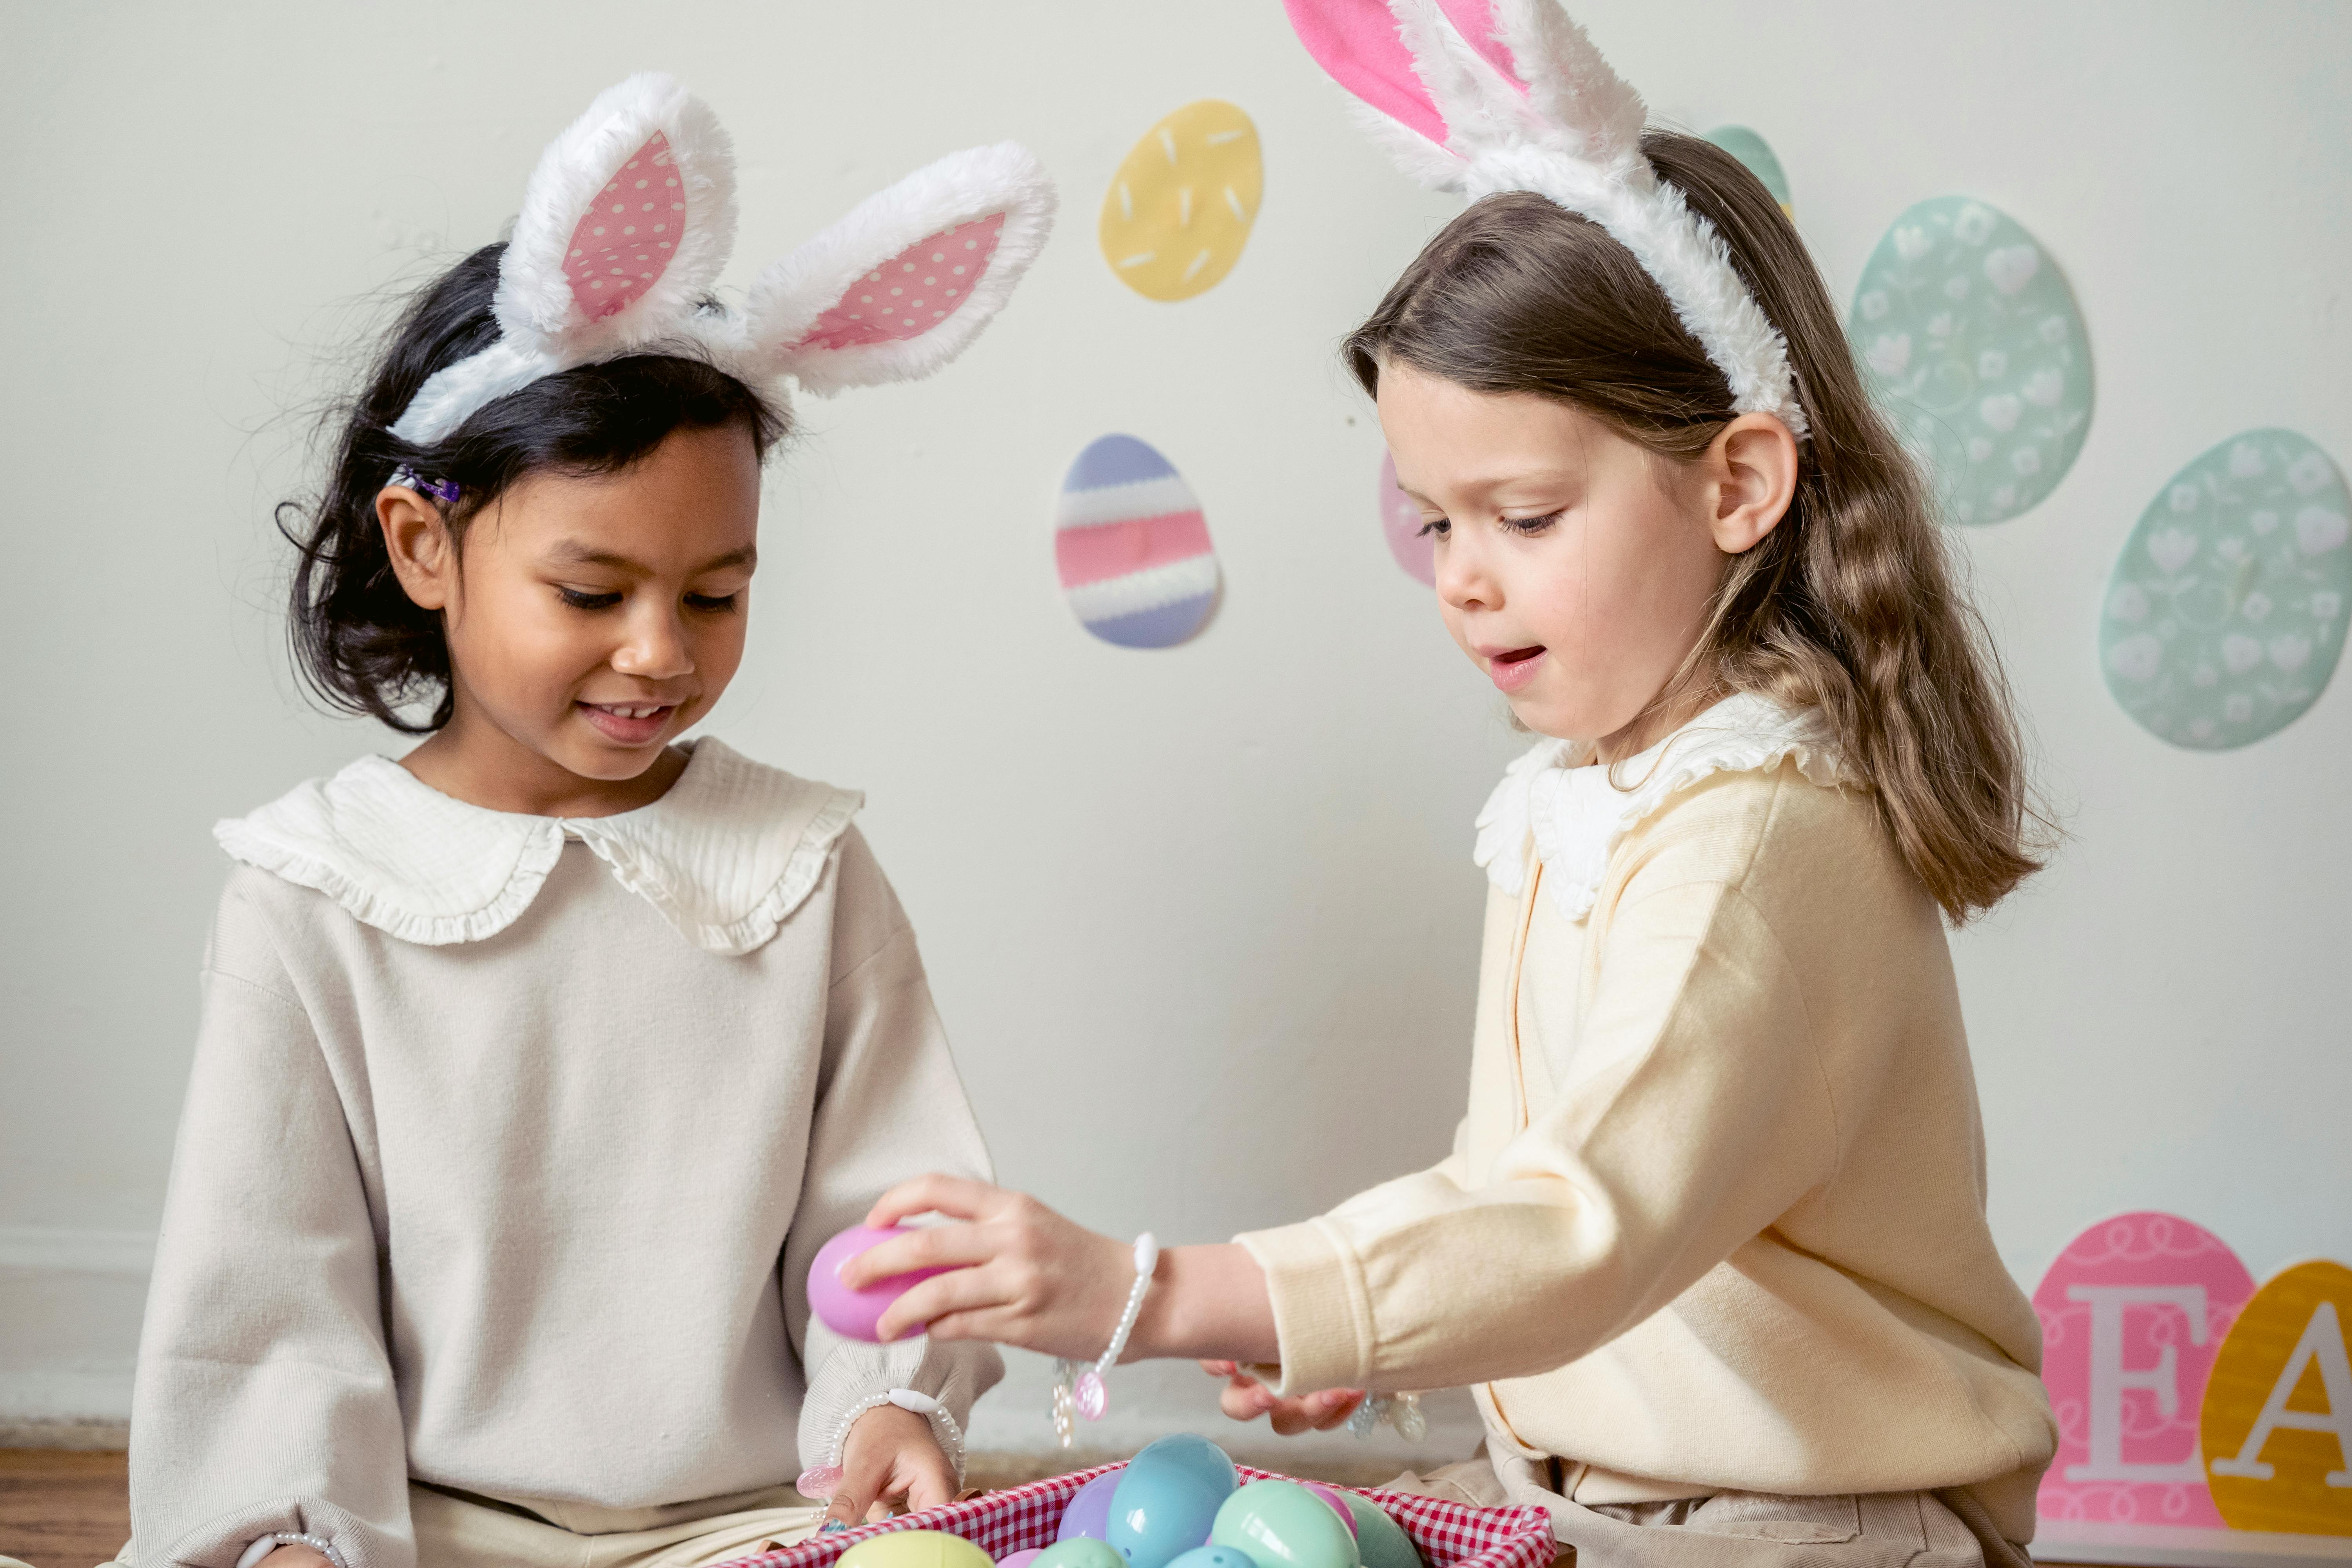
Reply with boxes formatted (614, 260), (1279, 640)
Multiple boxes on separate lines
(1702, 125), (1791, 214)
(2101, 429), (2351, 750)
(1849, 196), (2093, 526)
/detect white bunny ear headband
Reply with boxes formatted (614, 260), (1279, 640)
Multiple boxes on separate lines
(1282, 0), (1808, 441)
(390, 73), (1056, 447)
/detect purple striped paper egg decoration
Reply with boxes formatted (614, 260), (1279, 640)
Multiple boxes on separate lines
(1054, 435), (1220, 648)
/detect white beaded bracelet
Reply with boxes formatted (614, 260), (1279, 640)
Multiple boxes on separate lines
(232, 1533), (348, 1568)
(795, 1386), (966, 1502)
(1052, 1232), (1158, 1448)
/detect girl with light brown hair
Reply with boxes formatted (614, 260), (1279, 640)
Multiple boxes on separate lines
(836, 6), (2059, 1567)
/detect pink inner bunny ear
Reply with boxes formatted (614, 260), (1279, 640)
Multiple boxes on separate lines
(563, 131), (686, 321)
(1282, 0), (1453, 145)
(791, 212), (1005, 351)
(1434, 0), (1526, 96)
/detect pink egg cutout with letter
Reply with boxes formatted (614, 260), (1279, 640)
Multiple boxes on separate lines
(806, 1224), (950, 1343)
(1378, 451), (1435, 587)
(2032, 1211), (2257, 1530)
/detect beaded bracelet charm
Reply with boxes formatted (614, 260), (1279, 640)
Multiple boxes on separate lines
(1346, 1390), (1427, 1443)
(795, 1385), (966, 1502)
(1052, 1232), (1158, 1447)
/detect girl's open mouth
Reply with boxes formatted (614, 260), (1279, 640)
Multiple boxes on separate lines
(1486, 645), (1548, 693)
(579, 701), (676, 745)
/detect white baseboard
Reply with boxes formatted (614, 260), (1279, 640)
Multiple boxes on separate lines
(0, 1225), (152, 1426)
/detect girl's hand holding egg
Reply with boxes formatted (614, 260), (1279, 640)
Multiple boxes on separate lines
(843, 1176), (1277, 1363)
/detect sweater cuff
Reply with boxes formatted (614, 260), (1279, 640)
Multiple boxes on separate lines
(797, 1336), (1003, 1486)
(1235, 1218), (1373, 1397)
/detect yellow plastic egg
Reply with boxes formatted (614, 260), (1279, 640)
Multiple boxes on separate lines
(838, 1530), (996, 1568)
(1099, 100), (1262, 301)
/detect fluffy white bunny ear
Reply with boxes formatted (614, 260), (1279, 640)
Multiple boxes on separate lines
(392, 74), (737, 445)
(1281, 0), (1808, 441)
(495, 72), (737, 355)
(738, 142), (1055, 396)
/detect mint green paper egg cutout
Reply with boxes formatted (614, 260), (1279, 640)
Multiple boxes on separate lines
(1702, 125), (1790, 213)
(2101, 429), (2351, 749)
(1849, 196), (2092, 526)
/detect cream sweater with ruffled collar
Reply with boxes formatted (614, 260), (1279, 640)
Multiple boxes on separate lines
(132, 739), (1000, 1568)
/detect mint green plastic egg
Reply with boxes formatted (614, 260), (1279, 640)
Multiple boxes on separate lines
(1036, 1540), (1126, 1568)
(838, 1532), (996, 1568)
(1336, 1496), (1423, 1568)
(1210, 1481), (1360, 1568)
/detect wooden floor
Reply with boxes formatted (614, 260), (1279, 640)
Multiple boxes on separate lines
(0, 1451), (127, 1568)
(0, 1449), (1415, 1568)
(0, 1448), (2155, 1568)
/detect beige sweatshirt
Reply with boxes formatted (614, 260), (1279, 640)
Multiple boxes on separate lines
(131, 739), (1002, 1568)
(1238, 696), (2056, 1542)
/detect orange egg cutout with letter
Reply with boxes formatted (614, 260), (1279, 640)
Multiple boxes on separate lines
(2200, 1258), (2352, 1537)
(1100, 101), (1262, 301)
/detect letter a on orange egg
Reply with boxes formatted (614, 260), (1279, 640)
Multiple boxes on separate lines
(2201, 1259), (2352, 1537)
(1100, 101), (1262, 301)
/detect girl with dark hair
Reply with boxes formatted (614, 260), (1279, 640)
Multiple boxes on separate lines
(825, 8), (2059, 1568)
(120, 76), (1055, 1568)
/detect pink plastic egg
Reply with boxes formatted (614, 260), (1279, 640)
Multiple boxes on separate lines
(806, 1224), (949, 1343)
(1303, 1484), (1356, 1538)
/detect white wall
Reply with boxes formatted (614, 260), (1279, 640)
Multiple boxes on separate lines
(3, 0), (2347, 1453)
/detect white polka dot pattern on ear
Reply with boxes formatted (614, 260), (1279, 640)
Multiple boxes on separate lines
(794, 212), (1005, 350)
(563, 132), (683, 321)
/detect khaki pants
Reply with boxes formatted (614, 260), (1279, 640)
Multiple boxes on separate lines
(1394, 1452), (2034, 1568)
(409, 1481), (829, 1568)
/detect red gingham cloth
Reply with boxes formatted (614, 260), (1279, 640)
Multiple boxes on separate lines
(713, 1463), (1555, 1568)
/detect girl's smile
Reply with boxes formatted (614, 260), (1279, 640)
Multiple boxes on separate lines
(577, 700), (681, 746)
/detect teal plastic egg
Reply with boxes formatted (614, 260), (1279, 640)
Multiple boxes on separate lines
(1848, 195), (2093, 526)
(1037, 1541), (1126, 1568)
(2100, 428), (2351, 748)
(1210, 1481), (1360, 1568)
(838, 1532), (996, 1568)
(1110, 1435), (1238, 1568)
(1336, 1496), (1423, 1568)
(1165, 1550), (1256, 1568)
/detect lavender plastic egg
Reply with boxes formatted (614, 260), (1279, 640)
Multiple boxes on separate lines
(1002, 1553), (1044, 1568)
(806, 1224), (948, 1343)
(1060, 1469), (1124, 1542)
(1110, 1435), (1238, 1568)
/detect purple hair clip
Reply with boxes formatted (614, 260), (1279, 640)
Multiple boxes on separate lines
(388, 465), (462, 505)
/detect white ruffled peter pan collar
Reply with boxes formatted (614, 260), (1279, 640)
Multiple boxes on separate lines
(214, 737), (860, 955)
(1473, 692), (1850, 922)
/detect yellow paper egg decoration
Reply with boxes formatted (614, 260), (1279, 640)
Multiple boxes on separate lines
(2200, 1259), (2352, 1537)
(1099, 100), (1262, 302)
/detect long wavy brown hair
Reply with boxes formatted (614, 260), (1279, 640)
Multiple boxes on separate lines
(1344, 133), (2046, 921)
